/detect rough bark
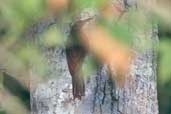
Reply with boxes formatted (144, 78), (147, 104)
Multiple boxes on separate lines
(30, 0), (159, 114)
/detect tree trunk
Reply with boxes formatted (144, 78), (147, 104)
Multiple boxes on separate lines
(30, 0), (159, 114)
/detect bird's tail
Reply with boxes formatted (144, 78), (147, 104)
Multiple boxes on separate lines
(72, 74), (85, 100)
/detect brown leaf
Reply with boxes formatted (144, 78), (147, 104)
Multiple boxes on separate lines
(100, 1), (125, 20)
(80, 24), (134, 87)
(47, 0), (69, 14)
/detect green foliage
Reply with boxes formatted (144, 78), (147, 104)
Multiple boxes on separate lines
(82, 56), (98, 78)
(70, 0), (105, 10)
(127, 9), (152, 31)
(41, 25), (64, 47)
(69, 0), (105, 17)
(98, 19), (134, 46)
(158, 39), (171, 83)
(0, 0), (45, 34)
(0, 110), (6, 114)
(0, 72), (3, 89)
(16, 45), (48, 76)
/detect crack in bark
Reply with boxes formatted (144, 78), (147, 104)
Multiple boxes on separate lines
(92, 71), (99, 113)
(102, 81), (106, 104)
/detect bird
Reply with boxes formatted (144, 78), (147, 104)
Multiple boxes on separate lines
(59, 1), (127, 99)
(65, 18), (93, 99)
